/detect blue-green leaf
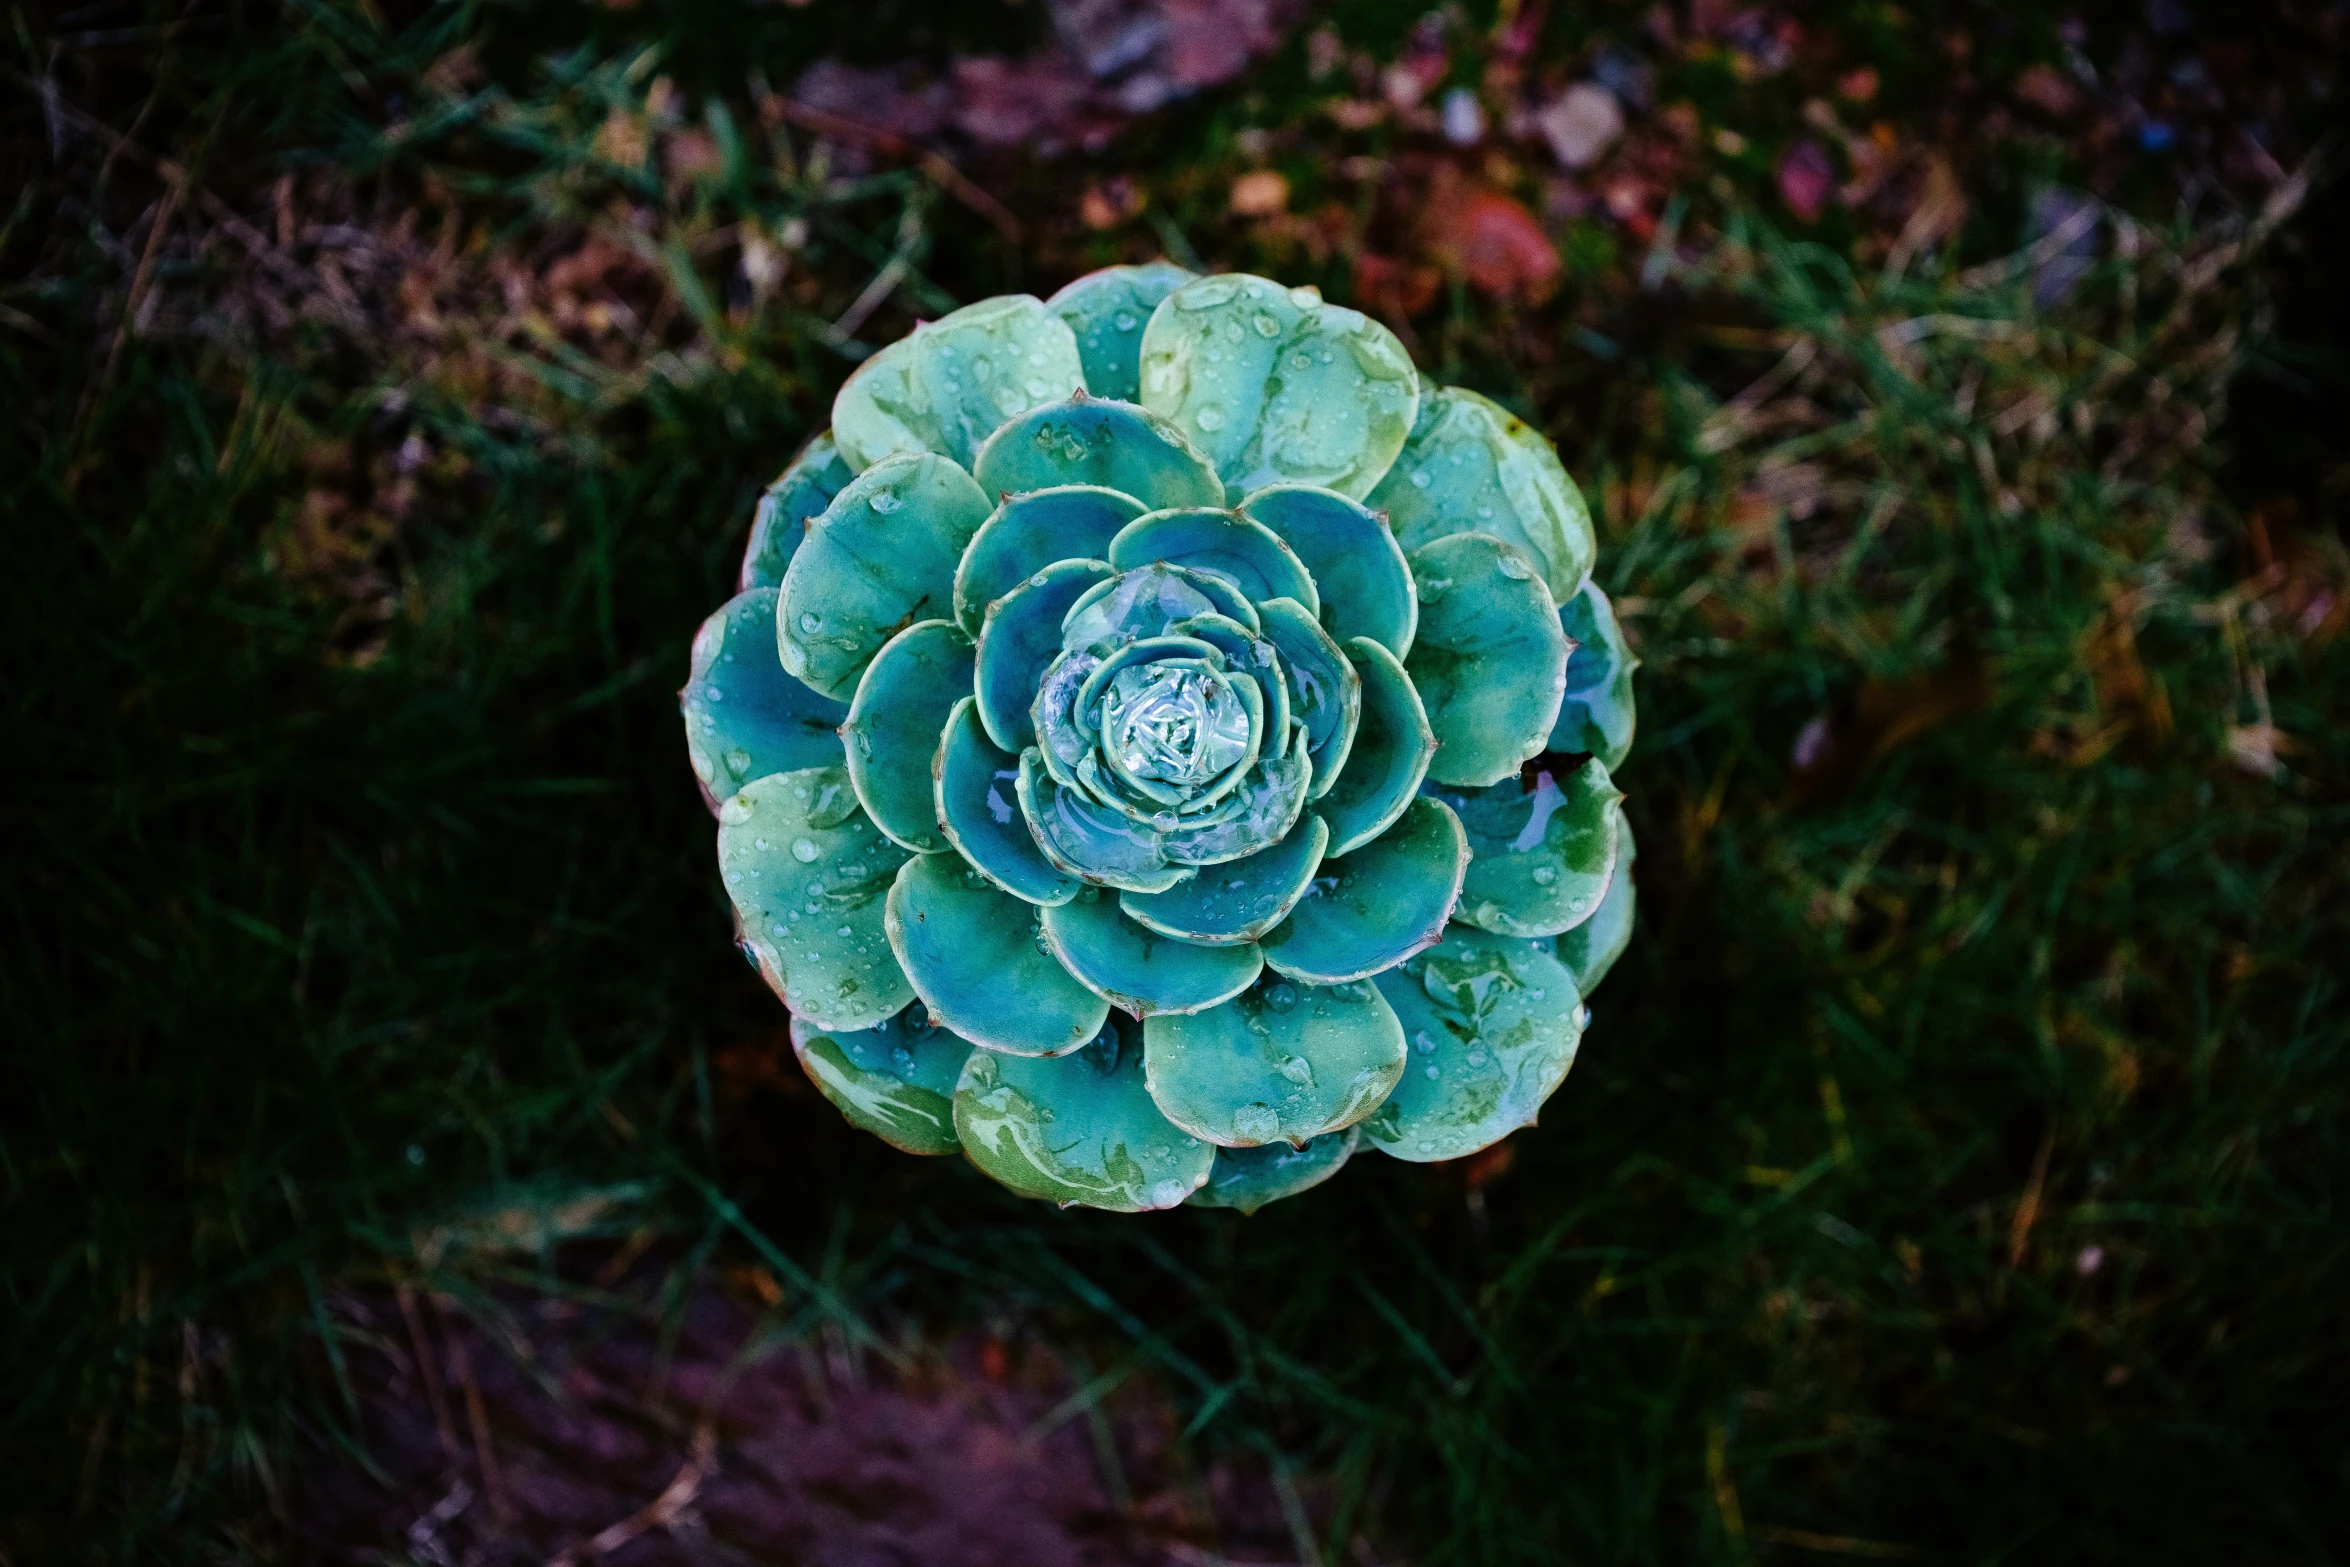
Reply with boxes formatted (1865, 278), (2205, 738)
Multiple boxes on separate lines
(832, 294), (1085, 472)
(1242, 484), (1417, 658)
(1107, 508), (1318, 613)
(1048, 262), (1196, 402)
(1040, 888), (1264, 1016)
(1447, 758), (1624, 938)
(1556, 818), (1636, 995)
(1365, 383), (1596, 604)
(955, 1023), (1215, 1211)
(883, 853), (1108, 1055)
(682, 587), (847, 811)
(1262, 795), (1466, 984)
(953, 487), (1146, 637)
(1321, 637), (1435, 855)
(1549, 579), (1638, 771)
(1363, 927), (1583, 1163)
(842, 619), (974, 854)
(1061, 562), (1259, 651)
(778, 453), (991, 700)
(1404, 533), (1569, 787)
(1122, 814), (1327, 944)
(1142, 973), (1405, 1146)
(1138, 274), (1420, 500)
(1255, 595), (1359, 799)
(717, 768), (914, 1031)
(973, 558), (1114, 753)
(740, 431), (853, 591)
(790, 1006), (974, 1155)
(1017, 747), (1193, 894)
(935, 698), (1081, 906)
(972, 397), (1223, 511)
(1187, 1128), (1359, 1212)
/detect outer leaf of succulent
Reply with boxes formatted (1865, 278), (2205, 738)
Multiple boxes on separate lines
(690, 268), (1639, 1211)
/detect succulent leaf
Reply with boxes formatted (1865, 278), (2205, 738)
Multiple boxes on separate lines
(1107, 507), (1318, 613)
(1039, 888), (1265, 1016)
(1186, 1127), (1359, 1212)
(1254, 595), (1360, 799)
(1048, 262), (1196, 402)
(682, 588), (849, 811)
(1138, 273), (1420, 500)
(1142, 973), (1406, 1146)
(953, 487), (1146, 636)
(1320, 637), (1436, 855)
(1556, 818), (1636, 994)
(1404, 533), (1570, 787)
(1448, 759), (1624, 938)
(954, 1022), (1216, 1211)
(935, 698), (1081, 906)
(778, 453), (991, 700)
(740, 432), (855, 591)
(973, 397), (1223, 511)
(1122, 814), (1328, 944)
(1242, 484), (1417, 658)
(843, 619), (974, 854)
(883, 852), (1109, 1055)
(789, 1007), (974, 1156)
(1017, 748), (1194, 893)
(717, 768), (915, 1032)
(832, 294), (1085, 472)
(1363, 927), (1584, 1163)
(974, 558), (1116, 753)
(1549, 580), (1638, 771)
(1263, 796), (1467, 984)
(1062, 561), (1259, 648)
(1159, 738), (1312, 867)
(1366, 383), (1596, 605)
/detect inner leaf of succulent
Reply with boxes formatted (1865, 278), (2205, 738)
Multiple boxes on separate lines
(1102, 662), (1252, 789)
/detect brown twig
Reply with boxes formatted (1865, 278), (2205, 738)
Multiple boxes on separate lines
(442, 1322), (514, 1527)
(2007, 1121), (2057, 1271)
(544, 1414), (719, 1567)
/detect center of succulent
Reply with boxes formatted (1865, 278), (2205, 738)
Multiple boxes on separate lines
(1101, 662), (1251, 789)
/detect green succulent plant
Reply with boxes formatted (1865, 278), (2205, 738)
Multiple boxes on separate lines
(683, 266), (1638, 1213)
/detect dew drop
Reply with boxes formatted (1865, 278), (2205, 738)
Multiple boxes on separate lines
(1413, 1031), (1438, 1054)
(792, 838), (820, 863)
(799, 612), (822, 633)
(754, 838), (770, 851)
(1530, 865), (1558, 884)
(1424, 1064), (1440, 1080)
(1496, 553), (1532, 581)
(1276, 1055), (1314, 1087)
(1409, 467), (1433, 489)
(1147, 1178), (1191, 1208)
(836, 925), (852, 937)
(868, 490), (904, 515)
(1113, 311), (1138, 331)
(1263, 982), (1299, 1013)
(1233, 1103), (1280, 1141)
(1195, 405), (1227, 432)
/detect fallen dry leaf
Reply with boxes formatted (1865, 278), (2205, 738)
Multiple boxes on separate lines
(1229, 168), (1290, 217)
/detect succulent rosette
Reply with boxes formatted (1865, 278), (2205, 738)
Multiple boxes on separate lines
(683, 265), (1638, 1213)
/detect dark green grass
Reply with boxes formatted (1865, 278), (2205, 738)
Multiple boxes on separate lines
(5, 2), (2348, 1562)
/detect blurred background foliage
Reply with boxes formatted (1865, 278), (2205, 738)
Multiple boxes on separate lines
(4, 0), (2346, 1561)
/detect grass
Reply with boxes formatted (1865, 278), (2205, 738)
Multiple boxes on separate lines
(4, 1), (2347, 1561)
